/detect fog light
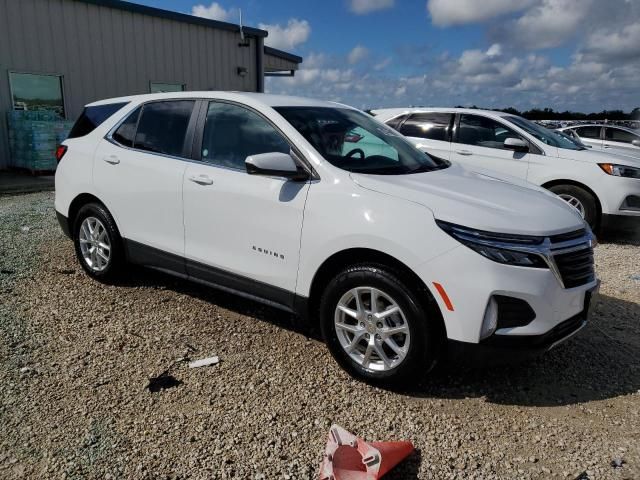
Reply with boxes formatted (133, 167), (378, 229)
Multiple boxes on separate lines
(480, 297), (498, 340)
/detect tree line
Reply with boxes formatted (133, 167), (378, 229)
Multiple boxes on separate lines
(457, 106), (640, 121)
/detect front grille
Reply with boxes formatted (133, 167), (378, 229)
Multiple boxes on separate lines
(553, 246), (595, 288)
(549, 228), (586, 243)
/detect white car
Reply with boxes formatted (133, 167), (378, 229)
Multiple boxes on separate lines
(372, 108), (640, 230)
(55, 93), (598, 386)
(557, 124), (640, 159)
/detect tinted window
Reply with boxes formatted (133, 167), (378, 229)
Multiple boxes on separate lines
(69, 102), (128, 138)
(276, 106), (446, 175)
(458, 115), (523, 150)
(134, 101), (194, 157)
(201, 102), (290, 169)
(605, 128), (637, 144)
(399, 113), (452, 141)
(507, 115), (579, 150)
(112, 107), (141, 148)
(574, 126), (601, 139)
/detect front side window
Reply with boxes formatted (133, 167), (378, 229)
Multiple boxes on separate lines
(275, 106), (445, 175)
(574, 126), (601, 139)
(605, 128), (638, 144)
(201, 102), (290, 169)
(458, 115), (524, 150)
(69, 102), (129, 139)
(134, 101), (194, 157)
(506, 115), (580, 150)
(399, 113), (453, 142)
(150, 82), (185, 93)
(10, 72), (65, 117)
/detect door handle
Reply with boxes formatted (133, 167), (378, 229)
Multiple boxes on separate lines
(103, 155), (120, 165)
(188, 174), (213, 186)
(456, 150), (473, 156)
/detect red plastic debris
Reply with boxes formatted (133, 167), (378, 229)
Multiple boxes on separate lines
(318, 424), (414, 480)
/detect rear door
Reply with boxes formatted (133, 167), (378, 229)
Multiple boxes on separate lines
(182, 100), (310, 305)
(449, 114), (532, 180)
(397, 112), (453, 160)
(93, 100), (197, 267)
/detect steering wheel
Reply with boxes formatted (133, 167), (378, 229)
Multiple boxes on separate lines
(345, 148), (365, 159)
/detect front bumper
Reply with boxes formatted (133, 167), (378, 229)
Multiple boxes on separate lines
(446, 283), (599, 365)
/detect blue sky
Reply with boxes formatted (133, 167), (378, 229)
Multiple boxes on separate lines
(134, 0), (639, 112)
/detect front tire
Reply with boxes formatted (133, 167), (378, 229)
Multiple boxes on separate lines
(73, 203), (124, 282)
(549, 184), (598, 228)
(319, 264), (441, 387)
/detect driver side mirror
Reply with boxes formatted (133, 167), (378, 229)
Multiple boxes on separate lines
(245, 152), (309, 181)
(632, 139), (640, 147)
(504, 137), (529, 153)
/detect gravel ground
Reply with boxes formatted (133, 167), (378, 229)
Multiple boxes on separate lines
(1, 191), (639, 480)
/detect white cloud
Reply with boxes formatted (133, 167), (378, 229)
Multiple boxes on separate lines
(583, 22), (640, 61)
(191, 2), (233, 21)
(349, 0), (395, 15)
(506, 0), (591, 49)
(348, 45), (369, 64)
(486, 43), (502, 57)
(427, 0), (534, 26)
(258, 19), (311, 50)
(374, 57), (392, 71)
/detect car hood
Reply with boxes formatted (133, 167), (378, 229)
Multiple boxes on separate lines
(556, 146), (640, 166)
(350, 163), (585, 236)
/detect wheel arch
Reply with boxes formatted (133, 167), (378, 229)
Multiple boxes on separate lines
(68, 193), (121, 236)
(306, 247), (446, 337)
(541, 179), (602, 220)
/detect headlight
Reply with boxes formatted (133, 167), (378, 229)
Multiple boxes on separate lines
(436, 220), (548, 268)
(598, 163), (640, 179)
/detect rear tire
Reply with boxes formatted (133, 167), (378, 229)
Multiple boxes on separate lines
(319, 264), (441, 388)
(548, 184), (598, 228)
(73, 203), (125, 283)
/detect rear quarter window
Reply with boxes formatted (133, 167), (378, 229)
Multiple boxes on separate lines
(68, 102), (129, 139)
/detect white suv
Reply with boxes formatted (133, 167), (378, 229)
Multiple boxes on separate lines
(372, 108), (640, 230)
(55, 93), (598, 386)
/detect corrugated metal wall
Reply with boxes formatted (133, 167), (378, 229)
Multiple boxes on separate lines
(0, 0), (261, 169)
(265, 53), (299, 73)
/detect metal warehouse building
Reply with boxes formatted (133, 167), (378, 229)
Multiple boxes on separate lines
(0, 0), (302, 170)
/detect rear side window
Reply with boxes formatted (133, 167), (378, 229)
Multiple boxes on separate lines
(112, 107), (141, 147)
(574, 126), (601, 139)
(134, 101), (195, 157)
(68, 102), (129, 139)
(399, 113), (453, 141)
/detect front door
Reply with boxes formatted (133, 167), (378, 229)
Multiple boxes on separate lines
(449, 113), (531, 180)
(183, 101), (310, 306)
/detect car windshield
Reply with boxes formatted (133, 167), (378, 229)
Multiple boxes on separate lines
(554, 129), (588, 149)
(274, 106), (447, 174)
(506, 115), (582, 150)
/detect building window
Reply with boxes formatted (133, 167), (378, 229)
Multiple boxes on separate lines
(9, 72), (65, 117)
(149, 82), (186, 93)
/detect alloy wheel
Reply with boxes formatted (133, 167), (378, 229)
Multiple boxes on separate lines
(79, 216), (111, 272)
(334, 286), (411, 372)
(558, 193), (586, 218)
